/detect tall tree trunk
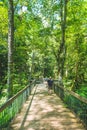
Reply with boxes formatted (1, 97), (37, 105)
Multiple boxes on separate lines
(57, 0), (67, 79)
(7, 0), (14, 99)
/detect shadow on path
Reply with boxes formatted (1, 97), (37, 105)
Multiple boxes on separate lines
(19, 85), (38, 130)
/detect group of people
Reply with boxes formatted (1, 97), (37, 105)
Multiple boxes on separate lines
(47, 77), (53, 94)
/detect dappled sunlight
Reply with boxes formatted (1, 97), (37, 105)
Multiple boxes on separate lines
(10, 84), (85, 130)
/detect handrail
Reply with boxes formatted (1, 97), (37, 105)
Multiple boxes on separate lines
(54, 81), (87, 128)
(0, 85), (29, 113)
(55, 82), (87, 104)
(0, 80), (35, 128)
(66, 89), (87, 104)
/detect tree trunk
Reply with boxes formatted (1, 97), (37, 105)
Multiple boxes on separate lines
(7, 0), (14, 99)
(57, 0), (67, 79)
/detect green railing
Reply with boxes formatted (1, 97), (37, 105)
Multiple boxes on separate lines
(54, 81), (87, 128)
(0, 80), (35, 128)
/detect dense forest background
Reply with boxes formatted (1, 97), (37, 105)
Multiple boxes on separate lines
(0, 0), (87, 106)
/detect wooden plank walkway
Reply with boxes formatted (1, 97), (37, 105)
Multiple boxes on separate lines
(9, 83), (85, 130)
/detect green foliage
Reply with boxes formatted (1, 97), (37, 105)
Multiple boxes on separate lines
(76, 84), (87, 98)
(0, 3), (8, 95)
(0, 85), (7, 106)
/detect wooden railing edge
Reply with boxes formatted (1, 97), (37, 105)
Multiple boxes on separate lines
(54, 81), (87, 104)
(0, 84), (30, 113)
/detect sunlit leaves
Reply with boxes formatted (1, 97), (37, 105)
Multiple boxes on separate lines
(0, 6), (8, 38)
(0, 0), (87, 94)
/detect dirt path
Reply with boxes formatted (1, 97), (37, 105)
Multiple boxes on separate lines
(9, 83), (85, 130)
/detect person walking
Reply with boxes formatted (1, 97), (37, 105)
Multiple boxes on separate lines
(47, 77), (53, 94)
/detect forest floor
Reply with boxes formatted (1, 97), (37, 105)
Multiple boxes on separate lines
(9, 82), (85, 130)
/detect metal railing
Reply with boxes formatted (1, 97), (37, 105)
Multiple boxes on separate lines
(0, 80), (35, 128)
(54, 81), (87, 128)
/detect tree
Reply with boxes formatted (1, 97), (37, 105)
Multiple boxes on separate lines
(57, 0), (67, 79)
(64, 0), (87, 90)
(7, 0), (14, 98)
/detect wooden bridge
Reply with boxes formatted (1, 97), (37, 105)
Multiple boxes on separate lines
(0, 81), (87, 130)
